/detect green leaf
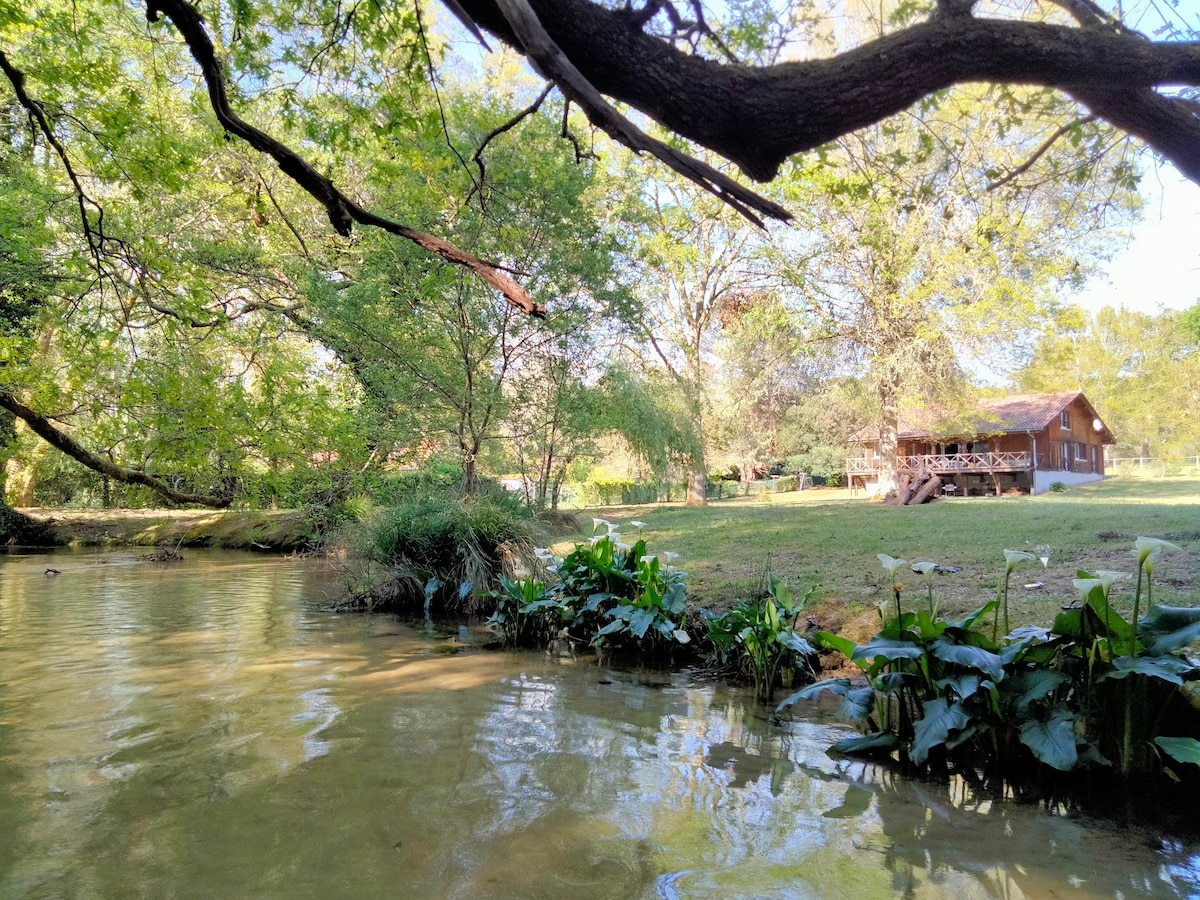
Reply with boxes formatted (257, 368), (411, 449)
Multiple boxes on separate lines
(911, 698), (972, 765)
(1138, 606), (1200, 656)
(836, 687), (876, 723)
(812, 631), (857, 658)
(1018, 708), (1078, 771)
(828, 732), (900, 758)
(776, 678), (852, 711)
(935, 674), (981, 700)
(776, 631), (814, 655)
(1155, 737), (1200, 768)
(627, 607), (657, 639)
(927, 638), (1005, 681)
(1004, 669), (1069, 716)
(1101, 655), (1195, 686)
(851, 637), (925, 663)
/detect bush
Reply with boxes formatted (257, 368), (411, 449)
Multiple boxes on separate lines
(344, 489), (535, 614)
(778, 540), (1200, 782)
(486, 523), (691, 655)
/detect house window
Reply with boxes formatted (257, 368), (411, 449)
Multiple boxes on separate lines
(1075, 442), (1087, 461)
(1060, 410), (1071, 429)
(1059, 442), (1070, 470)
(1091, 446), (1099, 473)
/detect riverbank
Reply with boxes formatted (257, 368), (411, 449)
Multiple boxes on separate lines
(15, 507), (318, 552)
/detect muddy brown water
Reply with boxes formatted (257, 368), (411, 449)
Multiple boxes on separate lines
(2, 549), (1198, 898)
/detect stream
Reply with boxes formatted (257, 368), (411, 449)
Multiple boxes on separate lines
(2, 548), (1198, 898)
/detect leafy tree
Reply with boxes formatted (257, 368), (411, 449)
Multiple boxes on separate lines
(7, 0), (1191, 314)
(772, 85), (1137, 492)
(626, 180), (765, 504)
(1017, 305), (1200, 459)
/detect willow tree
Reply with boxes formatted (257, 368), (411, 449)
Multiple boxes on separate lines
(773, 85), (1138, 493)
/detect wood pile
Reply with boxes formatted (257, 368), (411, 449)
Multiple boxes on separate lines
(886, 469), (943, 506)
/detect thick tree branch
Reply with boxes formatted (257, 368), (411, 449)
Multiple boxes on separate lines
(146, 0), (546, 317)
(453, 0), (1200, 185)
(0, 392), (234, 508)
(491, 0), (791, 226)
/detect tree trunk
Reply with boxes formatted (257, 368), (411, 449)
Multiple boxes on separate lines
(686, 467), (707, 506)
(910, 474), (942, 505)
(877, 377), (901, 497)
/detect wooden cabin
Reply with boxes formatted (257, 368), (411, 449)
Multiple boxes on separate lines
(847, 391), (1116, 497)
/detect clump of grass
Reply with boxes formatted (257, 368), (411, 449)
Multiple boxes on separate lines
(342, 489), (535, 614)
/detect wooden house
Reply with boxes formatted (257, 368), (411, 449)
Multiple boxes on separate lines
(846, 391), (1116, 497)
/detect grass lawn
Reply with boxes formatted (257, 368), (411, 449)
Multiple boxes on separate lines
(572, 476), (1200, 639)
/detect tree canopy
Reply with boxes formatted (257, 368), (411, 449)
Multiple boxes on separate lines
(5, 0), (1195, 310)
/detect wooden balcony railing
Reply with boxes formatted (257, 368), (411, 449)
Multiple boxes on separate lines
(846, 452), (1033, 476)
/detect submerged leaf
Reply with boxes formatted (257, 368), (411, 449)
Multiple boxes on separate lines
(829, 732), (899, 758)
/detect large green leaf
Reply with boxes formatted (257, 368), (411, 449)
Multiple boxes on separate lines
(911, 698), (972, 765)
(1004, 669), (1069, 716)
(1155, 736), (1200, 768)
(935, 674), (981, 700)
(946, 600), (997, 633)
(776, 678), (853, 711)
(1101, 655), (1195, 686)
(829, 732), (899, 758)
(1138, 606), (1200, 656)
(776, 631), (814, 656)
(927, 638), (1005, 681)
(851, 637), (925, 663)
(1018, 708), (1078, 771)
(836, 687), (876, 723)
(811, 630), (857, 658)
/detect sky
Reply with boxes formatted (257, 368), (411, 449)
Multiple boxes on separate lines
(1068, 166), (1200, 316)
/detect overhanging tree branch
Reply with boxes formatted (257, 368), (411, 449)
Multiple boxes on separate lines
(0, 391), (234, 508)
(491, 0), (792, 227)
(453, 0), (1200, 185)
(145, 0), (547, 318)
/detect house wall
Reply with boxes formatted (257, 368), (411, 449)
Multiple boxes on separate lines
(1040, 396), (1108, 479)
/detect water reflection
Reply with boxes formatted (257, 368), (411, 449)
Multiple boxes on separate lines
(1, 549), (1199, 898)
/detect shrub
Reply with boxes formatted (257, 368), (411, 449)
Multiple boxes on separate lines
(344, 489), (535, 614)
(486, 522), (691, 655)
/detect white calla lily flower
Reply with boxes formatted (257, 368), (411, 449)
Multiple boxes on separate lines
(640, 555), (656, 564)
(1003, 549), (1037, 573)
(1134, 537), (1181, 568)
(912, 561), (937, 583)
(664, 551), (680, 561)
(631, 520), (647, 529)
(878, 554), (907, 577)
(1073, 577), (1104, 600)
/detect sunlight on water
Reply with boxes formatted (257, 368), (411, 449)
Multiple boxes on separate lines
(1, 547), (1199, 898)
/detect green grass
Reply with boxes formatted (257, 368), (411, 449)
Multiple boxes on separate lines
(567, 476), (1200, 632)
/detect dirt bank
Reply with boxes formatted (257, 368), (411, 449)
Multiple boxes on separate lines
(16, 508), (318, 552)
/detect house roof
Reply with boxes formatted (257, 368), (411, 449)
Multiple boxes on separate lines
(861, 391), (1116, 443)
